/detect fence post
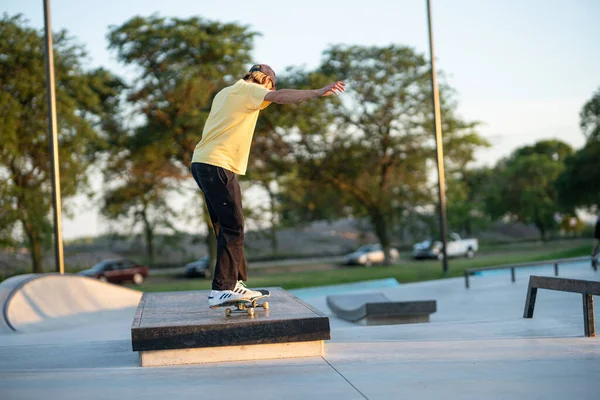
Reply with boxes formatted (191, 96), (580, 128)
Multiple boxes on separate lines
(583, 294), (595, 337)
(554, 262), (559, 276)
(511, 267), (515, 283)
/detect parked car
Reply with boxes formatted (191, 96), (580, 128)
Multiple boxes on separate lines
(78, 259), (148, 285)
(343, 244), (400, 266)
(184, 256), (212, 279)
(413, 233), (479, 260)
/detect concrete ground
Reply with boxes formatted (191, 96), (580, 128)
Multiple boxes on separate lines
(0, 262), (599, 399)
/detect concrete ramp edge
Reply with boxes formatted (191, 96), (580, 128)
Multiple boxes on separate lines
(326, 293), (392, 322)
(1, 273), (142, 332)
(1, 274), (39, 331)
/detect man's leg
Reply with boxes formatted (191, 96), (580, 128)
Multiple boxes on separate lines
(202, 196), (222, 280)
(205, 199), (220, 238)
(227, 173), (247, 282)
(191, 163), (245, 290)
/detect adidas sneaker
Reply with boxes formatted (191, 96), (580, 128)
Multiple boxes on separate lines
(208, 281), (262, 308)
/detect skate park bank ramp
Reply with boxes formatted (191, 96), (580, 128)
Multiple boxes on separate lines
(1, 273), (142, 333)
(326, 292), (436, 325)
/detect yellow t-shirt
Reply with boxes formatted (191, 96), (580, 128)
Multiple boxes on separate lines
(191, 79), (272, 175)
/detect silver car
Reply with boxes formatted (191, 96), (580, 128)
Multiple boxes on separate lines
(344, 244), (400, 266)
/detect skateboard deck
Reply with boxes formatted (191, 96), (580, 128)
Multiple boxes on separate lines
(211, 289), (270, 317)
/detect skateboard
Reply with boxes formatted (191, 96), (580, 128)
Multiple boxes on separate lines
(211, 289), (270, 317)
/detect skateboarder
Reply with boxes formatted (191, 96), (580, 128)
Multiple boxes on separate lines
(191, 64), (345, 307)
(593, 214), (600, 270)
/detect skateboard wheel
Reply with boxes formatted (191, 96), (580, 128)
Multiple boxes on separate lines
(262, 301), (269, 310)
(248, 308), (255, 317)
(251, 300), (257, 308)
(225, 308), (231, 317)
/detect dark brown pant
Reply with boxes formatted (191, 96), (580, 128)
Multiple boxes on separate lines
(191, 163), (247, 290)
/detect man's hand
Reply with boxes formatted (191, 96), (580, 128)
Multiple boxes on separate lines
(317, 81), (346, 97)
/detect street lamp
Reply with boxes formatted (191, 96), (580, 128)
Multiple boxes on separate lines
(43, 0), (65, 274)
(426, 0), (449, 273)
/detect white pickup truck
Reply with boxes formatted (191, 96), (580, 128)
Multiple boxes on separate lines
(413, 233), (479, 260)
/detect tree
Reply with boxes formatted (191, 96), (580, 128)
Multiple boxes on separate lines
(580, 87), (600, 142)
(107, 15), (257, 272)
(287, 45), (487, 264)
(446, 167), (494, 235)
(440, 92), (491, 236)
(107, 15), (258, 165)
(556, 139), (600, 212)
(486, 140), (574, 240)
(556, 89), (600, 212)
(513, 139), (574, 161)
(101, 143), (186, 264)
(276, 167), (353, 227)
(0, 15), (122, 272)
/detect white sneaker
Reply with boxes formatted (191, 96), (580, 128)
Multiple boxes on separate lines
(208, 281), (262, 308)
(233, 280), (263, 298)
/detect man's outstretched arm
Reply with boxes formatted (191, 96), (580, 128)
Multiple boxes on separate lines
(264, 81), (346, 105)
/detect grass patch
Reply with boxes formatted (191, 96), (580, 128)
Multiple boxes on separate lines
(133, 243), (592, 292)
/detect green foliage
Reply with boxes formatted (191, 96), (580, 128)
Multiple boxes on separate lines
(101, 143), (185, 264)
(513, 139), (574, 162)
(0, 15), (122, 271)
(555, 89), (600, 212)
(107, 14), (258, 165)
(556, 140), (600, 212)
(276, 166), (354, 226)
(485, 140), (573, 240)
(446, 167), (494, 234)
(580, 87), (600, 142)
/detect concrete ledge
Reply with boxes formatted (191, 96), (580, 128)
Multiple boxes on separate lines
(327, 292), (436, 325)
(139, 340), (324, 367)
(132, 288), (330, 358)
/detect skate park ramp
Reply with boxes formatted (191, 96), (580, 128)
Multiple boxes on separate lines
(1, 273), (142, 333)
(0, 274), (37, 333)
(326, 292), (437, 325)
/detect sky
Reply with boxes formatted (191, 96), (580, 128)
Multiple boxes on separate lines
(3, 0), (600, 239)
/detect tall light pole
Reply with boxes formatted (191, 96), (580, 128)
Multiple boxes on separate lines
(426, 0), (449, 273)
(43, 0), (65, 274)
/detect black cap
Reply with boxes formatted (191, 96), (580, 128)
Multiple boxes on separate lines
(249, 64), (276, 89)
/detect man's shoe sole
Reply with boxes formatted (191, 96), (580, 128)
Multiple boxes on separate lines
(209, 297), (255, 309)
